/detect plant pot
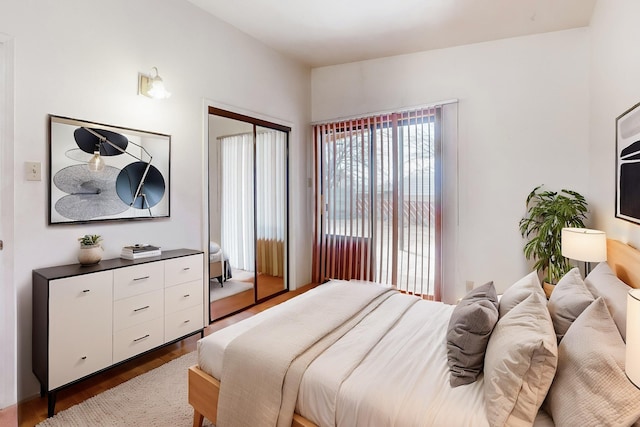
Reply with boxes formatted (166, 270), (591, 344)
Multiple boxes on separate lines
(78, 244), (103, 266)
(543, 282), (555, 299)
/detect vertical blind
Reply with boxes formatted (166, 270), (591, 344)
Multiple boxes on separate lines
(312, 106), (442, 300)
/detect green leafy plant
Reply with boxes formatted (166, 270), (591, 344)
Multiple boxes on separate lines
(518, 185), (588, 285)
(78, 234), (102, 247)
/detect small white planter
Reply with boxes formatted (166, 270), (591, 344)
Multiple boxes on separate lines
(78, 244), (103, 266)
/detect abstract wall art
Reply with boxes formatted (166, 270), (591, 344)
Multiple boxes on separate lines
(616, 102), (640, 225)
(49, 115), (170, 224)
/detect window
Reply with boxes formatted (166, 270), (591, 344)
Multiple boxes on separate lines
(313, 106), (443, 299)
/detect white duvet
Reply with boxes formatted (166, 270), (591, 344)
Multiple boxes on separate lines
(197, 281), (490, 427)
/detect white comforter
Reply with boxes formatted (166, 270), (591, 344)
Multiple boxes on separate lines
(197, 281), (490, 427)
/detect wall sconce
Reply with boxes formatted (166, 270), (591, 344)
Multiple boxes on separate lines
(138, 67), (171, 99)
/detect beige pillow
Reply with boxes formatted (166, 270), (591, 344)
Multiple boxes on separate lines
(584, 261), (630, 341)
(484, 292), (558, 427)
(446, 281), (499, 387)
(544, 298), (640, 427)
(498, 271), (544, 318)
(547, 267), (594, 342)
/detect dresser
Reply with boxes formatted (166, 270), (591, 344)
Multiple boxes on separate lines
(32, 249), (205, 417)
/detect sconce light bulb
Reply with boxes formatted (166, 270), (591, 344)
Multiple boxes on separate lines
(88, 151), (106, 172)
(148, 76), (171, 99)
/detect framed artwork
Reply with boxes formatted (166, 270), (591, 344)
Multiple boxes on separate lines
(616, 102), (640, 224)
(49, 115), (170, 224)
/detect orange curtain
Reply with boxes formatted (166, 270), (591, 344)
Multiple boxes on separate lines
(256, 238), (284, 277)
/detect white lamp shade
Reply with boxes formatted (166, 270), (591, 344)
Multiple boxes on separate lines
(627, 289), (640, 388)
(561, 227), (607, 262)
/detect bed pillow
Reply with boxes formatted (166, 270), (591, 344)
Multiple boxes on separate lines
(544, 297), (640, 427)
(584, 261), (629, 341)
(484, 292), (557, 427)
(446, 281), (499, 387)
(210, 241), (221, 253)
(547, 267), (594, 342)
(498, 271), (544, 318)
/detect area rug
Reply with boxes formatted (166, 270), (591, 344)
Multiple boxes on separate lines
(37, 351), (214, 427)
(210, 279), (253, 301)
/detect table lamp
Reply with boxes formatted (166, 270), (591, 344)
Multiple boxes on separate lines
(561, 227), (607, 275)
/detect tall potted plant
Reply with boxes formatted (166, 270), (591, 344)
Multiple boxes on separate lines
(518, 185), (588, 295)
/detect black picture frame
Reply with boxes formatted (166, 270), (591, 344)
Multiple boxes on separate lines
(49, 115), (170, 224)
(616, 102), (640, 225)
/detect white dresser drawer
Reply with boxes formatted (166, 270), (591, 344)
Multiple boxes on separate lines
(113, 262), (164, 300)
(165, 280), (202, 315)
(164, 254), (203, 287)
(113, 289), (164, 332)
(49, 335), (112, 390)
(49, 271), (113, 389)
(50, 271), (113, 307)
(113, 318), (164, 363)
(165, 304), (203, 343)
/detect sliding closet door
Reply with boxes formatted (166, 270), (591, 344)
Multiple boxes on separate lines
(255, 126), (288, 300)
(208, 107), (289, 322)
(208, 115), (256, 322)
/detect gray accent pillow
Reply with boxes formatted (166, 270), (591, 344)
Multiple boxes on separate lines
(584, 262), (629, 341)
(498, 271), (544, 318)
(547, 267), (594, 342)
(544, 298), (640, 427)
(484, 292), (558, 427)
(446, 281), (499, 387)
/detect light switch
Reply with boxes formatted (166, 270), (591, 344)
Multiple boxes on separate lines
(25, 161), (41, 181)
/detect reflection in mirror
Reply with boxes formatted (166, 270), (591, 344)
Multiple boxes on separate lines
(208, 115), (256, 321)
(207, 107), (289, 322)
(255, 126), (287, 300)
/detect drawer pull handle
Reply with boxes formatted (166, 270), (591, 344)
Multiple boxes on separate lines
(183, 319), (190, 324)
(133, 276), (150, 281)
(183, 267), (190, 271)
(133, 334), (150, 342)
(81, 356), (87, 360)
(183, 294), (190, 298)
(82, 289), (91, 293)
(134, 305), (150, 312)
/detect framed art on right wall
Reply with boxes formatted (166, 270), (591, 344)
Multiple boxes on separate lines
(616, 101), (640, 224)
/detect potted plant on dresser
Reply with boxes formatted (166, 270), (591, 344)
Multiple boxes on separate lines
(518, 185), (588, 297)
(77, 234), (103, 266)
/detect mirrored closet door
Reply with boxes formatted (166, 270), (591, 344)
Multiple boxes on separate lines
(208, 108), (289, 322)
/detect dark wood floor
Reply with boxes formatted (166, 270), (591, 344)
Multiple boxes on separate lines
(18, 283), (318, 427)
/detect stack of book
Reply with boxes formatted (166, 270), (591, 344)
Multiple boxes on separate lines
(121, 244), (161, 260)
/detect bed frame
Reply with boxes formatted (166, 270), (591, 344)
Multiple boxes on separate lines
(188, 238), (640, 427)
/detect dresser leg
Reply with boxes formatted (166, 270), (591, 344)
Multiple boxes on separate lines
(47, 391), (57, 417)
(39, 384), (45, 398)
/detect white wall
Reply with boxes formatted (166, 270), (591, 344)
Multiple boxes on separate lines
(589, 0), (640, 246)
(0, 33), (16, 412)
(312, 29), (591, 301)
(0, 0), (311, 402)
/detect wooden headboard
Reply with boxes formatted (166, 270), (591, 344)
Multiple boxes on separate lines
(606, 239), (640, 289)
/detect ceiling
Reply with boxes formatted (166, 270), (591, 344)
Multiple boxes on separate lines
(187, 0), (596, 68)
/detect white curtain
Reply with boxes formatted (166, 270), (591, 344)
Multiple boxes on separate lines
(221, 134), (255, 270)
(256, 130), (286, 241)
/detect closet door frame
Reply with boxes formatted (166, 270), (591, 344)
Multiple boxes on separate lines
(206, 105), (290, 322)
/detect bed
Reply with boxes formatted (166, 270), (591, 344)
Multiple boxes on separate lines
(189, 239), (640, 427)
